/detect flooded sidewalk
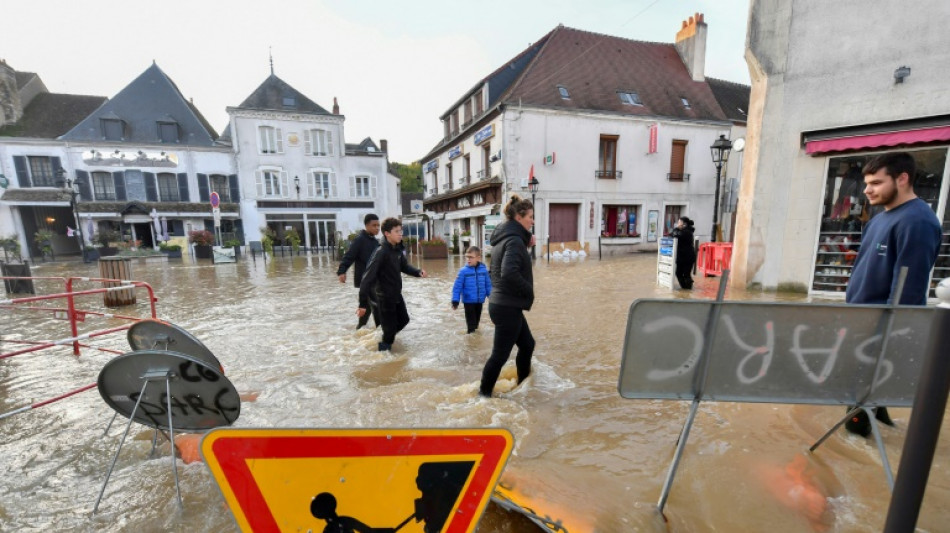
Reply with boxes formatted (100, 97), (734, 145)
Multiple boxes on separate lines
(1, 251), (949, 532)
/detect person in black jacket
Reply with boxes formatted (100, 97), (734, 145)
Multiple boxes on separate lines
(670, 216), (696, 290)
(358, 217), (427, 351)
(338, 214), (380, 329)
(480, 194), (536, 397)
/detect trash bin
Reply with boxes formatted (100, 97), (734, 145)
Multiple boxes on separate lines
(1, 262), (35, 294)
(98, 257), (136, 307)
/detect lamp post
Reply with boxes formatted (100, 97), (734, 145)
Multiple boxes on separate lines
(528, 176), (540, 259)
(56, 168), (87, 262)
(709, 134), (733, 243)
(294, 175), (301, 198)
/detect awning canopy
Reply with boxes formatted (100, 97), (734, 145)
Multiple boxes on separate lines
(443, 204), (496, 220)
(804, 116), (950, 155)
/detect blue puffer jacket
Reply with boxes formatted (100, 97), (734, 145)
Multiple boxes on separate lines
(451, 262), (492, 305)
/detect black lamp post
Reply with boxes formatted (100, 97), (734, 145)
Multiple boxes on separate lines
(294, 175), (301, 198)
(528, 176), (540, 259)
(709, 134), (733, 243)
(56, 168), (88, 261)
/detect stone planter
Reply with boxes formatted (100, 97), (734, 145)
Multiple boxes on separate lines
(193, 244), (213, 259)
(420, 244), (448, 259)
(99, 246), (119, 257)
(162, 249), (182, 259)
(83, 249), (101, 262)
(232, 245), (242, 258)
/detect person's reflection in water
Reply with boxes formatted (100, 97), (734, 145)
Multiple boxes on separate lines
(310, 492), (395, 533)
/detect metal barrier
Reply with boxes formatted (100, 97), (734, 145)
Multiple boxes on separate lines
(696, 242), (733, 277)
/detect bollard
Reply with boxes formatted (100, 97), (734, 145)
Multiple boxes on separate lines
(883, 279), (950, 532)
(98, 257), (136, 307)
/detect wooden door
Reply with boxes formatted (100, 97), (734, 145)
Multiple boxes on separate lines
(548, 203), (579, 242)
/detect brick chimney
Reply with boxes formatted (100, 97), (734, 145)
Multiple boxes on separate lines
(380, 139), (388, 153)
(674, 12), (707, 82)
(332, 97), (339, 115)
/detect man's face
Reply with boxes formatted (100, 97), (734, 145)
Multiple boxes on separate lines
(863, 168), (900, 208)
(366, 220), (381, 236)
(384, 226), (403, 245)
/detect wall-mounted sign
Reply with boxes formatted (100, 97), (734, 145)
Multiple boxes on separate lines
(544, 152), (556, 166)
(649, 123), (659, 154)
(411, 199), (423, 213)
(287, 132), (300, 147)
(647, 210), (659, 242)
(474, 124), (494, 145)
(424, 159), (439, 173)
(448, 145), (462, 160)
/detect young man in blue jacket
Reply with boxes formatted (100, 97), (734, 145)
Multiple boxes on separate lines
(844, 151), (942, 436)
(452, 246), (492, 333)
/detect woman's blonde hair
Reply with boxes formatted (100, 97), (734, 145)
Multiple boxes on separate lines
(504, 194), (534, 220)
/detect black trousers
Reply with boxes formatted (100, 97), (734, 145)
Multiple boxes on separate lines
(463, 303), (483, 333)
(357, 294), (380, 329)
(480, 303), (535, 396)
(675, 261), (694, 289)
(379, 295), (410, 345)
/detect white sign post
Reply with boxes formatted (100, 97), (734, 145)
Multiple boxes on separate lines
(657, 236), (677, 288)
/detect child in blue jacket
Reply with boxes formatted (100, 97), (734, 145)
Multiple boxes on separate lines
(452, 246), (492, 333)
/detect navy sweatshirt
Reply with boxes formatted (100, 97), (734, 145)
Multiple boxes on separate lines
(845, 198), (942, 305)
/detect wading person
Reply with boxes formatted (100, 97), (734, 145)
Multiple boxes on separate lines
(358, 217), (427, 351)
(480, 195), (535, 397)
(338, 214), (380, 329)
(844, 151), (942, 437)
(670, 216), (696, 290)
(452, 246), (492, 333)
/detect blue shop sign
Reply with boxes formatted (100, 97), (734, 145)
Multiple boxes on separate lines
(424, 159), (439, 173)
(474, 124), (494, 145)
(448, 145), (462, 160)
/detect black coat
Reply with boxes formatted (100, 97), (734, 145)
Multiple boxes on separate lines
(670, 226), (696, 265)
(337, 230), (380, 287)
(488, 220), (534, 311)
(359, 240), (422, 305)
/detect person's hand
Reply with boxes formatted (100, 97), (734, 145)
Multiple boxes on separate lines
(529, 235), (536, 247)
(420, 270), (428, 278)
(338, 274), (346, 283)
(357, 307), (367, 317)
(452, 302), (459, 310)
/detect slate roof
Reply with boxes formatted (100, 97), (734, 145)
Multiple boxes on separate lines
(14, 71), (37, 90)
(706, 77), (751, 124)
(0, 92), (107, 139)
(234, 74), (331, 115)
(60, 62), (218, 145)
(345, 137), (380, 154)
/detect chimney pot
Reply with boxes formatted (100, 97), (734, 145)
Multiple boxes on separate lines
(380, 139), (388, 153)
(332, 97), (339, 115)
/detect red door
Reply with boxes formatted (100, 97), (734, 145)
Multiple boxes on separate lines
(548, 203), (579, 243)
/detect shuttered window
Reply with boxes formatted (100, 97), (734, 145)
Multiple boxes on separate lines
(670, 140), (688, 180)
(210, 174), (230, 202)
(259, 126), (283, 154)
(598, 135), (618, 178)
(158, 173), (179, 201)
(92, 172), (116, 201)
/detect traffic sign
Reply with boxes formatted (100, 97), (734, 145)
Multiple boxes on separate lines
(210, 191), (220, 208)
(201, 428), (513, 533)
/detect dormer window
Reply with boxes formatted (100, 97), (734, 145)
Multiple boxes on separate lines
(557, 86), (570, 100)
(618, 91), (643, 106)
(101, 118), (124, 141)
(158, 121), (179, 143)
(681, 97), (691, 109)
(282, 96), (296, 107)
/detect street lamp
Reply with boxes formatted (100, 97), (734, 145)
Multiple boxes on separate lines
(709, 134), (732, 243)
(56, 168), (88, 262)
(294, 175), (301, 198)
(528, 176), (540, 258)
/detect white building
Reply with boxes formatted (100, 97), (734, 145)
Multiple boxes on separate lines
(420, 18), (749, 255)
(225, 74), (399, 249)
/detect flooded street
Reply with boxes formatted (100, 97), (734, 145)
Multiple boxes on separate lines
(3, 251), (950, 532)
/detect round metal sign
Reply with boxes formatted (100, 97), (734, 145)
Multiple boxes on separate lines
(210, 191), (220, 209)
(98, 350), (240, 432)
(127, 319), (222, 372)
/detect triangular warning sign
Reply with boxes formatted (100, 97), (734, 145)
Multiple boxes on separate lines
(201, 428), (513, 533)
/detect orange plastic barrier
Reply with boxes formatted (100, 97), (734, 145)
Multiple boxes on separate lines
(697, 242), (733, 277)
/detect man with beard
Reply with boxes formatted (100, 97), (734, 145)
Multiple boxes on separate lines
(844, 151), (941, 436)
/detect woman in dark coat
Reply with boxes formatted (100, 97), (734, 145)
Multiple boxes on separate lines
(670, 216), (696, 289)
(480, 194), (535, 397)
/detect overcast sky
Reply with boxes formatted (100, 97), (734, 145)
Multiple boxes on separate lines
(1, 0), (751, 163)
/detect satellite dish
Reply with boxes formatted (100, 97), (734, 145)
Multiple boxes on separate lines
(128, 319), (222, 372)
(732, 137), (746, 153)
(97, 350), (240, 432)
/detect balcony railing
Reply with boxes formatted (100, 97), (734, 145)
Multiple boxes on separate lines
(595, 170), (622, 179)
(459, 176), (471, 186)
(428, 188), (438, 195)
(476, 169), (487, 180)
(667, 173), (690, 182)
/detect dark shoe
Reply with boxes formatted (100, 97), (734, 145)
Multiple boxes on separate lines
(845, 409), (871, 438)
(478, 390), (492, 398)
(378, 342), (391, 352)
(467, 329), (475, 334)
(875, 407), (896, 427)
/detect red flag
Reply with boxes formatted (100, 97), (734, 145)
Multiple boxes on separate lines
(66, 226), (75, 237)
(529, 164), (534, 180)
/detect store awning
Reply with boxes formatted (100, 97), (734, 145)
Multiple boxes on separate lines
(443, 205), (496, 220)
(805, 125), (950, 155)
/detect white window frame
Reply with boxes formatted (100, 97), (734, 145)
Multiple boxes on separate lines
(256, 167), (288, 198)
(304, 128), (334, 157)
(308, 169), (337, 199)
(258, 125), (284, 154)
(350, 175), (377, 198)
(661, 202), (689, 237)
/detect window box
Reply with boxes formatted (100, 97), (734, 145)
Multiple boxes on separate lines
(595, 170), (622, 179)
(419, 241), (448, 259)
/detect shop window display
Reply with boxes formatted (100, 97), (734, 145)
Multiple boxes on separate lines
(813, 148), (948, 295)
(601, 205), (640, 237)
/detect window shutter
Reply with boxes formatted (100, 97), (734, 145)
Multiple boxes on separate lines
(350, 175), (356, 198)
(330, 173), (337, 198)
(276, 128), (284, 154)
(258, 126), (266, 153)
(113, 171), (127, 201)
(370, 176), (377, 198)
(307, 172), (316, 198)
(304, 130), (312, 155)
(51, 157), (63, 183)
(280, 171), (289, 198)
(670, 140), (687, 175)
(144, 172), (158, 201)
(197, 173), (210, 202)
(228, 174), (240, 202)
(177, 173), (190, 201)
(76, 170), (92, 201)
(255, 171), (264, 197)
(327, 130), (334, 156)
(13, 156), (30, 187)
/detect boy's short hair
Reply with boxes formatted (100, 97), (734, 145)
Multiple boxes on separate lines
(466, 246), (481, 255)
(862, 152), (917, 186)
(381, 217), (402, 233)
(364, 213), (379, 225)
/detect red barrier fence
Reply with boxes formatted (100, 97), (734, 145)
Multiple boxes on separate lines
(697, 242), (733, 277)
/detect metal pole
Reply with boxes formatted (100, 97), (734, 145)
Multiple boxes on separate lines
(712, 164), (722, 243)
(883, 283), (950, 532)
(531, 192), (537, 259)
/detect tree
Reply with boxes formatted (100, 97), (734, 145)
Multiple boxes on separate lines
(392, 161), (423, 193)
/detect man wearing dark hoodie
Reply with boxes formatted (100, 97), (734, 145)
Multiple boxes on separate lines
(358, 217), (427, 351)
(338, 214), (381, 329)
(480, 194), (536, 397)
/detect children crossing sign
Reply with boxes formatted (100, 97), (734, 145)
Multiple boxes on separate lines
(201, 428), (513, 533)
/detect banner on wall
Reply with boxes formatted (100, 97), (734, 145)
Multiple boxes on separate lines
(648, 123), (658, 154)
